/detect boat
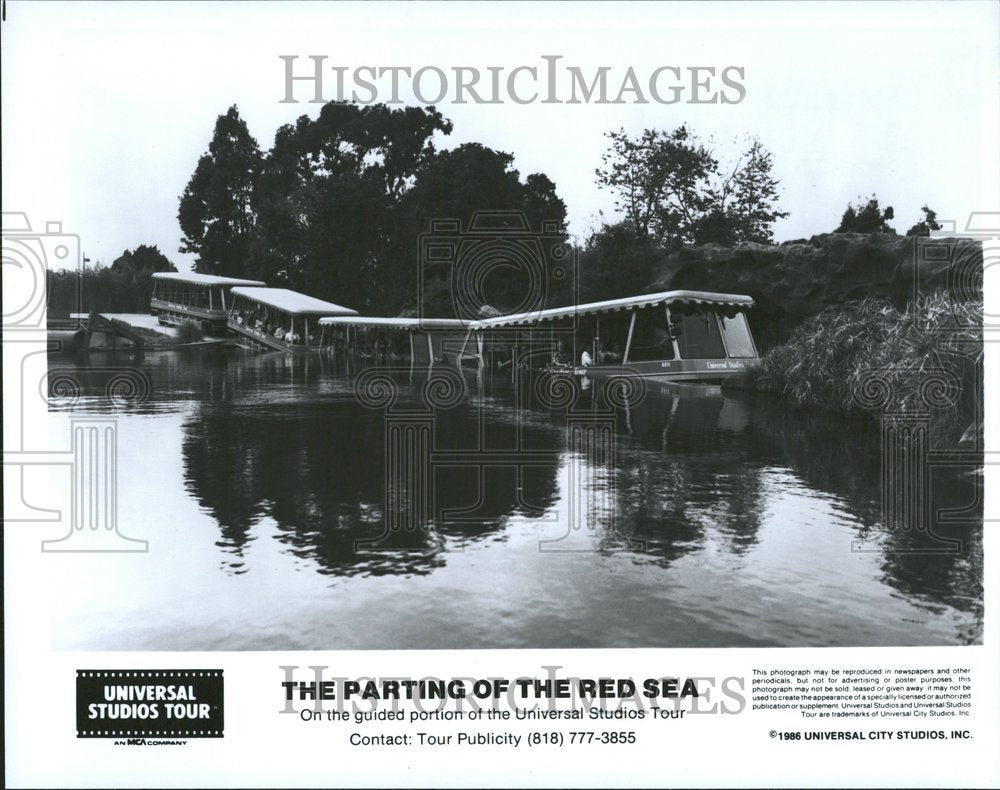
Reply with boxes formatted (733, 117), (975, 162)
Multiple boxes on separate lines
(317, 315), (469, 365)
(227, 287), (358, 353)
(317, 289), (758, 382)
(150, 272), (266, 333)
(146, 272), (756, 381)
(462, 289), (759, 382)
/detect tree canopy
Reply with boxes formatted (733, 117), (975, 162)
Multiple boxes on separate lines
(905, 205), (942, 237)
(48, 245), (177, 315)
(835, 195), (895, 233)
(178, 105), (262, 278)
(595, 126), (788, 249)
(178, 103), (567, 315)
(110, 244), (177, 275)
(575, 221), (666, 304)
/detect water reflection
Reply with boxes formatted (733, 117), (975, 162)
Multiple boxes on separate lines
(180, 372), (564, 578)
(47, 350), (984, 646)
(608, 389), (767, 561)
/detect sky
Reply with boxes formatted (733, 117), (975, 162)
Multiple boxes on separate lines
(2, 0), (998, 272)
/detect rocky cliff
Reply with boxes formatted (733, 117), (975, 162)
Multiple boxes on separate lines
(653, 232), (983, 347)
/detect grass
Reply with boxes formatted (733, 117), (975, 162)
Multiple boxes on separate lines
(127, 325), (178, 347)
(176, 319), (205, 344)
(736, 293), (983, 448)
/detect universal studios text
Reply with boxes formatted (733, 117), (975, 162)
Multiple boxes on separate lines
(279, 55), (747, 105)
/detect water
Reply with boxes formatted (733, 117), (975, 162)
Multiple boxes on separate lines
(45, 349), (983, 649)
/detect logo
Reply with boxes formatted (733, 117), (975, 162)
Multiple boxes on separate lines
(76, 670), (224, 738)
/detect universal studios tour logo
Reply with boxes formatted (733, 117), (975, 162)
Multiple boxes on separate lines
(279, 55), (746, 105)
(76, 670), (224, 740)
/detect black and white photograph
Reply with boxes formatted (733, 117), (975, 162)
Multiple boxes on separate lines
(4, 1), (998, 787)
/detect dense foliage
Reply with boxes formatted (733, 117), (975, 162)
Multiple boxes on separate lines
(176, 319), (205, 344)
(595, 126), (788, 248)
(835, 195), (895, 233)
(177, 106), (794, 316)
(178, 104), (567, 316)
(740, 294), (982, 446)
(905, 205), (942, 237)
(47, 244), (176, 315)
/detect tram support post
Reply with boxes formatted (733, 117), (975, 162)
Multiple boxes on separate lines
(624, 310), (637, 364)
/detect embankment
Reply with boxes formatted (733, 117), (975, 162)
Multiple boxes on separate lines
(653, 232), (984, 445)
(653, 232), (983, 348)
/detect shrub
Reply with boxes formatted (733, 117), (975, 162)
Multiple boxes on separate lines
(176, 319), (205, 344)
(739, 293), (982, 447)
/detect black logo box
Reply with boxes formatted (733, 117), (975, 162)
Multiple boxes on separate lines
(76, 670), (224, 738)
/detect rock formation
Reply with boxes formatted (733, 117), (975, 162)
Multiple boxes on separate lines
(653, 232), (983, 347)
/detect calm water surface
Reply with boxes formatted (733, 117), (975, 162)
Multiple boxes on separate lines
(46, 350), (983, 649)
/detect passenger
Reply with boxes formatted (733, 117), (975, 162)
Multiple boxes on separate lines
(551, 341), (569, 367)
(580, 349), (593, 367)
(274, 327), (285, 340)
(598, 341), (620, 363)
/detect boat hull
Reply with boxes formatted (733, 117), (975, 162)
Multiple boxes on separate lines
(549, 357), (759, 382)
(151, 299), (229, 333)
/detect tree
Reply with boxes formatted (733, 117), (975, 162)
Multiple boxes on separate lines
(905, 205), (942, 237)
(405, 143), (564, 225)
(595, 126), (787, 250)
(110, 244), (177, 274)
(178, 105), (263, 276)
(835, 195), (895, 233)
(576, 222), (666, 304)
(595, 126), (714, 247)
(250, 102), (453, 314)
(177, 101), (569, 318)
(403, 143), (568, 314)
(719, 139), (788, 244)
(48, 245), (178, 314)
(108, 244), (178, 311)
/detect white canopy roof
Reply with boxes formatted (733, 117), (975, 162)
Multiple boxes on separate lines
(471, 289), (754, 329)
(229, 287), (358, 317)
(152, 272), (266, 287)
(318, 316), (468, 329)
(314, 290), (752, 332)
